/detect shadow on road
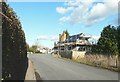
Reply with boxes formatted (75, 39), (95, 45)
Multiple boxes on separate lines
(35, 72), (42, 82)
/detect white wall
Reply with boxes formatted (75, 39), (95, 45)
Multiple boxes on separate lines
(72, 51), (86, 60)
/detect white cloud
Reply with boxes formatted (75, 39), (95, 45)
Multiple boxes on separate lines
(50, 35), (59, 41)
(91, 35), (100, 40)
(37, 35), (58, 41)
(57, 0), (118, 26)
(105, 0), (119, 12)
(59, 3), (91, 25)
(89, 35), (100, 44)
(59, 16), (70, 22)
(85, 3), (108, 26)
(85, 1), (119, 26)
(56, 7), (74, 14)
(37, 35), (48, 40)
(58, 0), (94, 25)
(68, 6), (83, 24)
(65, 0), (81, 6)
(65, 0), (94, 7)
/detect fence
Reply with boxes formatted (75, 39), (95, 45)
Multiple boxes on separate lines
(58, 49), (119, 70)
(74, 53), (119, 69)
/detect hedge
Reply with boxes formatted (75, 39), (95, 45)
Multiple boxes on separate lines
(2, 2), (28, 80)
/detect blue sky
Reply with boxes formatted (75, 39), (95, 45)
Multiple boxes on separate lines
(8, 0), (118, 48)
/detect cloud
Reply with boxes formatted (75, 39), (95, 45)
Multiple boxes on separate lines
(37, 35), (59, 41)
(56, 7), (74, 14)
(85, 1), (119, 26)
(64, 0), (81, 6)
(57, 0), (118, 26)
(68, 6), (84, 24)
(37, 35), (48, 40)
(64, 0), (94, 7)
(85, 3), (108, 26)
(59, 4), (90, 25)
(50, 35), (59, 41)
(89, 35), (100, 44)
(91, 35), (100, 40)
(59, 16), (70, 22)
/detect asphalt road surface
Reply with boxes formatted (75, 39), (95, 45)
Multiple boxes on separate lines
(28, 54), (118, 80)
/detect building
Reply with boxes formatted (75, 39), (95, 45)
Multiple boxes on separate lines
(54, 31), (92, 52)
(37, 46), (49, 53)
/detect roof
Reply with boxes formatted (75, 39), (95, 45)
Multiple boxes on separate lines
(67, 33), (91, 42)
(68, 34), (80, 42)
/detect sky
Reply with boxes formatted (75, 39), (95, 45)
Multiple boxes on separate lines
(8, 0), (119, 48)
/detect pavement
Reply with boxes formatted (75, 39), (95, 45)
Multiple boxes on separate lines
(28, 54), (118, 80)
(25, 59), (36, 81)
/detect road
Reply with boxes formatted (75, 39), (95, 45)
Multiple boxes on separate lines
(28, 54), (118, 80)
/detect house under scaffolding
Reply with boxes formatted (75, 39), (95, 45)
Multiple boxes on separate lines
(54, 32), (92, 52)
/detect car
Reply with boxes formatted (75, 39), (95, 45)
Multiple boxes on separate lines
(27, 52), (33, 54)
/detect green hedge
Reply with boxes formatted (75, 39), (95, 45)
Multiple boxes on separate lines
(2, 2), (28, 80)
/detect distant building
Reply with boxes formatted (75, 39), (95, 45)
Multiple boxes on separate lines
(54, 31), (92, 52)
(39, 48), (47, 53)
(37, 46), (49, 53)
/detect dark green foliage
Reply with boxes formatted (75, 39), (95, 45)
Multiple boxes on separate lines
(65, 30), (69, 38)
(91, 44), (99, 54)
(2, 2), (28, 80)
(117, 26), (120, 68)
(26, 43), (29, 51)
(117, 26), (120, 55)
(92, 25), (119, 56)
(28, 45), (37, 53)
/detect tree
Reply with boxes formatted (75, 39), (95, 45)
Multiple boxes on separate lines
(65, 30), (69, 38)
(97, 25), (118, 55)
(117, 26), (120, 68)
(26, 43), (29, 51)
(92, 25), (119, 67)
(117, 26), (120, 54)
(28, 45), (37, 53)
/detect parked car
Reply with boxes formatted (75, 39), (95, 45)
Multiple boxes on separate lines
(27, 52), (33, 54)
